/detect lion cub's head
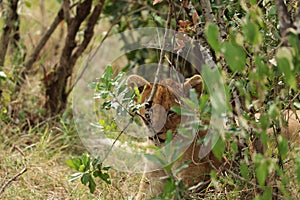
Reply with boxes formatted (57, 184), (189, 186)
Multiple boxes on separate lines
(127, 74), (203, 146)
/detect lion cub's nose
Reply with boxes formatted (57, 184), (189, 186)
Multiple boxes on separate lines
(151, 104), (167, 133)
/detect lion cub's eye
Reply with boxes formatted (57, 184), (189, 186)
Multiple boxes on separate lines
(167, 110), (176, 117)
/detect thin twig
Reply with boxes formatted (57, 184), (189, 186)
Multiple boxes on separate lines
(215, 0), (226, 39)
(225, 168), (284, 199)
(147, 0), (173, 104)
(102, 118), (133, 162)
(12, 145), (25, 156)
(0, 168), (27, 197)
(70, 0), (106, 64)
(21, 6), (64, 80)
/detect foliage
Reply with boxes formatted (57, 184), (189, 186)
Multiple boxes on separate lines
(69, 0), (300, 199)
(67, 153), (111, 194)
(1, 0), (299, 199)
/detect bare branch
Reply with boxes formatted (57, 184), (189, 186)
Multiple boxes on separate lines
(199, 0), (216, 24)
(22, 6), (64, 79)
(67, 1), (128, 96)
(62, 0), (71, 24)
(60, 0), (92, 65)
(275, 0), (294, 38)
(294, 0), (300, 35)
(71, 0), (106, 65)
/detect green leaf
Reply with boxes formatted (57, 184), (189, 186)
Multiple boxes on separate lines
(256, 163), (267, 187)
(103, 65), (113, 81)
(88, 176), (96, 193)
(276, 47), (297, 89)
(231, 141), (238, 153)
(144, 152), (166, 166)
(268, 104), (278, 119)
(94, 169), (111, 184)
(66, 158), (82, 170)
(24, 1), (31, 7)
(99, 172), (111, 184)
(277, 50), (292, 64)
(189, 88), (199, 105)
(262, 187), (272, 200)
(258, 114), (270, 130)
(212, 138), (225, 160)
(240, 163), (249, 180)
(221, 42), (246, 73)
(102, 166), (111, 171)
(81, 154), (91, 171)
(276, 57), (297, 89)
(206, 23), (220, 51)
(66, 159), (77, 170)
(180, 97), (198, 110)
(101, 100), (112, 110)
(254, 56), (270, 78)
(254, 154), (267, 187)
(267, 5), (277, 18)
(93, 170), (101, 177)
(163, 179), (176, 196)
(94, 161), (103, 171)
(288, 33), (300, 56)
(81, 173), (91, 185)
(277, 135), (288, 160)
(259, 130), (269, 147)
(171, 106), (181, 115)
(199, 94), (209, 112)
(243, 21), (261, 45)
(165, 130), (173, 144)
(79, 165), (86, 172)
(173, 161), (189, 176)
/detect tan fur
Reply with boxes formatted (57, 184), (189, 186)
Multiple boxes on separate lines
(270, 110), (300, 141)
(255, 110), (300, 147)
(127, 75), (221, 199)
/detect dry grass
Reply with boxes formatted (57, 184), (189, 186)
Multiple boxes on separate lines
(0, 119), (141, 200)
(2, 119), (298, 199)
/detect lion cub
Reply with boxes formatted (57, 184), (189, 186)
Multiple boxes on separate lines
(127, 74), (221, 199)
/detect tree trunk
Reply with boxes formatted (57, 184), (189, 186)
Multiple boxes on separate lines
(44, 0), (105, 114)
(0, 0), (19, 68)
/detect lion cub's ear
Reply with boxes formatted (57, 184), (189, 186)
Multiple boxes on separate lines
(126, 75), (151, 93)
(184, 75), (203, 98)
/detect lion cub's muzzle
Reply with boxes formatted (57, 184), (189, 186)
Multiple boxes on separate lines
(144, 103), (181, 144)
